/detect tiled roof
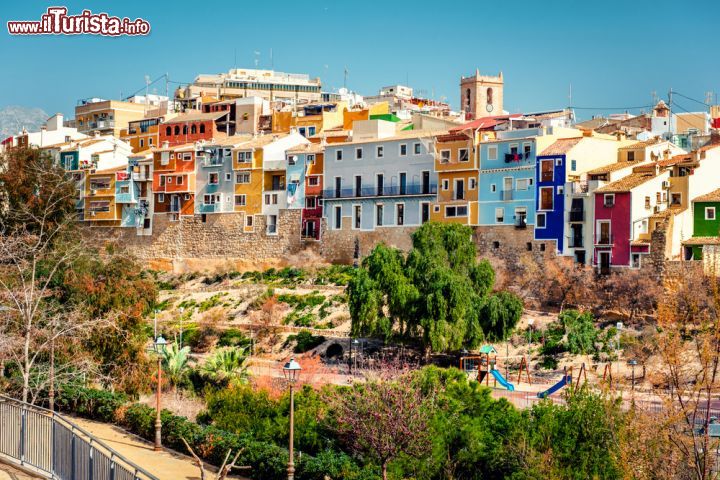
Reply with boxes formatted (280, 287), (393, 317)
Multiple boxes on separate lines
(657, 154), (692, 167)
(332, 129), (447, 146)
(92, 165), (125, 174)
(449, 114), (521, 132)
(575, 117), (612, 130)
(539, 137), (583, 156)
(129, 149), (153, 159)
(586, 160), (648, 175)
(162, 111), (228, 124)
(204, 134), (254, 147)
(693, 188), (720, 203)
(287, 143), (324, 154)
(618, 137), (663, 150)
(232, 134), (290, 150)
(595, 172), (658, 193)
(682, 236), (720, 246)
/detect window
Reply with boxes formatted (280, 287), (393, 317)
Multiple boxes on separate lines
(671, 193), (682, 206)
(399, 144), (408, 156)
(557, 185), (564, 195)
(536, 212), (547, 228)
(493, 241), (500, 249)
(458, 148), (469, 162)
(495, 207), (504, 223)
(234, 195), (246, 206)
(488, 146), (498, 161)
(159, 176), (166, 187)
(184, 194), (190, 200)
(89, 177), (111, 190)
(524, 143), (532, 157)
(540, 243), (546, 252)
(199, 124), (205, 134)
(191, 124), (197, 134)
(355, 147), (363, 160)
(455, 179), (465, 200)
(335, 205), (345, 229)
(440, 150), (451, 163)
(139, 139), (144, 148)
(246, 215), (253, 227)
(631, 253), (641, 269)
(236, 172), (250, 184)
(183, 153), (192, 161)
(265, 194), (278, 205)
(469, 178), (477, 189)
(288, 155), (297, 166)
(225, 172), (232, 181)
(308, 126), (316, 136)
(397, 204), (405, 225)
(308, 176), (320, 186)
(446, 206), (469, 218)
(442, 179), (450, 190)
(645, 196), (651, 209)
(377, 146), (384, 158)
(490, 184), (496, 192)
(627, 151), (635, 161)
(119, 186), (130, 194)
(516, 179), (529, 190)
(706, 207), (716, 220)
(174, 125), (180, 135)
(307, 154), (316, 164)
(177, 176), (184, 185)
(209, 173), (219, 185)
(353, 205), (361, 229)
(527, 242), (533, 251)
(413, 143), (421, 155)
(540, 160), (554, 182)
(604, 194), (615, 207)
(203, 194), (215, 205)
(539, 187), (554, 210)
(487, 87), (493, 105)
(158, 193), (165, 203)
(336, 150), (343, 161)
(555, 158), (562, 166)
(571, 159), (577, 171)
(237, 151), (251, 163)
(149, 138), (153, 146)
(165, 126), (171, 136)
(305, 197), (316, 209)
(182, 125), (187, 135)
(376, 204), (384, 226)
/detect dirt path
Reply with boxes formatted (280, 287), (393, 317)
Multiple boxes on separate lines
(70, 417), (248, 480)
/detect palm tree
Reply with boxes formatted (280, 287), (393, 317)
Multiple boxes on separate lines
(200, 347), (249, 387)
(160, 342), (191, 393)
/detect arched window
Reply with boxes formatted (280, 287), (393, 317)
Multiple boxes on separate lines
(487, 87), (493, 105)
(165, 126), (171, 136)
(191, 124), (197, 134)
(465, 88), (471, 109)
(199, 123), (206, 134)
(174, 125), (180, 135)
(182, 125), (187, 135)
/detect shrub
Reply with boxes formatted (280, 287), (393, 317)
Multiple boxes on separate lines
(218, 328), (252, 348)
(287, 330), (326, 353)
(561, 310), (598, 355)
(55, 386), (127, 423)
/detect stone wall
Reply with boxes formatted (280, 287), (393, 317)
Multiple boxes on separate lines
(319, 217), (418, 264)
(473, 225), (557, 272)
(82, 209), (305, 273)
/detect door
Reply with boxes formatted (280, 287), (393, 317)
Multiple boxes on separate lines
(399, 173), (407, 195)
(170, 194), (180, 213)
(377, 174), (384, 196)
(421, 203), (430, 223)
(456, 179), (465, 200)
(355, 176), (362, 197)
(599, 252), (611, 275)
(335, 177), (341, 198)
(598, 222), (611, 244)
(422, 171), (430, 194)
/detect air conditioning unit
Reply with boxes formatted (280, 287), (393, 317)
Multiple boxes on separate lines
(662, 180), (670, 188)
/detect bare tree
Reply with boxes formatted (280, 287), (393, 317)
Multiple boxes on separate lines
(181, 437), (249, 480)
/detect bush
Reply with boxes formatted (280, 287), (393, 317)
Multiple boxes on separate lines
(286, 330), (326, 353)
(55, 386), (127, 423)
(218, 328), (252, 348)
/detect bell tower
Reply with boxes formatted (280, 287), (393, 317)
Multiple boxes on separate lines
(460, 70), (504, 120)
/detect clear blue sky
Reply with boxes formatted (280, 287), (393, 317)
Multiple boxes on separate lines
(2, 0), (718, 120)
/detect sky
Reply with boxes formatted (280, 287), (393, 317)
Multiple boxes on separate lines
(1, 0), (718, 121)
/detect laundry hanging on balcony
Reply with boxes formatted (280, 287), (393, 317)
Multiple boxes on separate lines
(287, 181), (299, 205)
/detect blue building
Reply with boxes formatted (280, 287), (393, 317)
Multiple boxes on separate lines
(534, 143), (571, 252)
(323, 122), (437, 232)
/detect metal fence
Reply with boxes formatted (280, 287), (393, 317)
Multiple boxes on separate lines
(0, 395), (157, 480)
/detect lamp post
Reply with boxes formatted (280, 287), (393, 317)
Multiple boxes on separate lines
(353, 339), (360, 373)
(178, 307), (185, 348)
(527, 318), (535, 347)
(628, 359), (638, 391)
(283, 357), (301, 480)
(154, 335), (167, 452)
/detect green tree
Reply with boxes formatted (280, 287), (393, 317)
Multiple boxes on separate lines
(200, 347), (249, 387)
(560, 309), (597, 355)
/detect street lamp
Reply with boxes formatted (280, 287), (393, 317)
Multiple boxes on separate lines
(283, 357), (302, 480)
(154, 335), (167, 452)
(527, 318), (535, 346)
(628, 359), (638, 391)
(353, 339), (360, 373)
(178, 307), (185, 348)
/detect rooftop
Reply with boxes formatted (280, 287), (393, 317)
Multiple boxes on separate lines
(162, 111), (228, 124)
(287, 142), (324, 154)
(618, 137), (664, 150)
(331, 129), (447, 147)
(693, 188), (720, 203)
(586, 160), (648, 175)
(449, 114), (521, 133)
(595, 172), (659, 193)
(682, 236), (720, 246)
(539, 137), (583, 156)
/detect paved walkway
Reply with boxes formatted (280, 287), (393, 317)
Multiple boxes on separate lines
(70, 417), (247, 480)
(0, 462), (40, 479)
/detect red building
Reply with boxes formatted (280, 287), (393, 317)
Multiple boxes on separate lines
(159, 111), (231, 147)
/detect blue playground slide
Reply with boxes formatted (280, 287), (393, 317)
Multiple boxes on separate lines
(490, 369), (515, 391)
(537, 375), (572, 398)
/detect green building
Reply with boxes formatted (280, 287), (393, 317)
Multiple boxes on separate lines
(683, 188), (720, 260)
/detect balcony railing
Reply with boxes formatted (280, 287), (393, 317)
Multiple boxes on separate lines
(199, 203), (217, 213)
(201, 157), (224, 167)
(569, 210), (584, 222)
(594, 234), (613, 245)
(504, 152), (530, 163)
(323, 183), (437, 199)
(501, 190), (513, 201)
(303, 206), (323, 217)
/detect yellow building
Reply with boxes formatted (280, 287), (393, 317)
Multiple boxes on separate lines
(75, 99), (149, 138)
(84, 166), (124, 225)
(430, 132), (480, 224)
(271, 102), (347, 136)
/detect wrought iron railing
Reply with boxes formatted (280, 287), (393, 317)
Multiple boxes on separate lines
(323, 183), (437, 199)
(0, 394), (158, 480)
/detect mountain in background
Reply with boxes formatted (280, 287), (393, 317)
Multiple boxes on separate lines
(0, 105), (49, 138)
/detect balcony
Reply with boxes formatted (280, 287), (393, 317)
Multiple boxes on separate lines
(93, 119), (115, 129)
(199, 203), (217, 214)
(501, 190), (513, 201)
(569, 210), (584, 222)
(571, 181), (589, 194)
(594, 234), (613, 246)
(504, 152), (529, 163)
(201, 157), (224, 167)
(323, 183), (437, 199)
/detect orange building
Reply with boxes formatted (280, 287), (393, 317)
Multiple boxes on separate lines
(152, 143), (196, 219)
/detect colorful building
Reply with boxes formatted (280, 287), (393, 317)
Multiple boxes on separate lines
(323, 123), (440, 232)
(75, 99), (150, 137)
(120, 115), (176, 153)
(286, 143), (325, 240)
(152, 143), (196, 219)
(683, 189), (720, 264)
(195, 136), (253, 215)
(159, 111), (231, 147)
(126, 150), (154, 234)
